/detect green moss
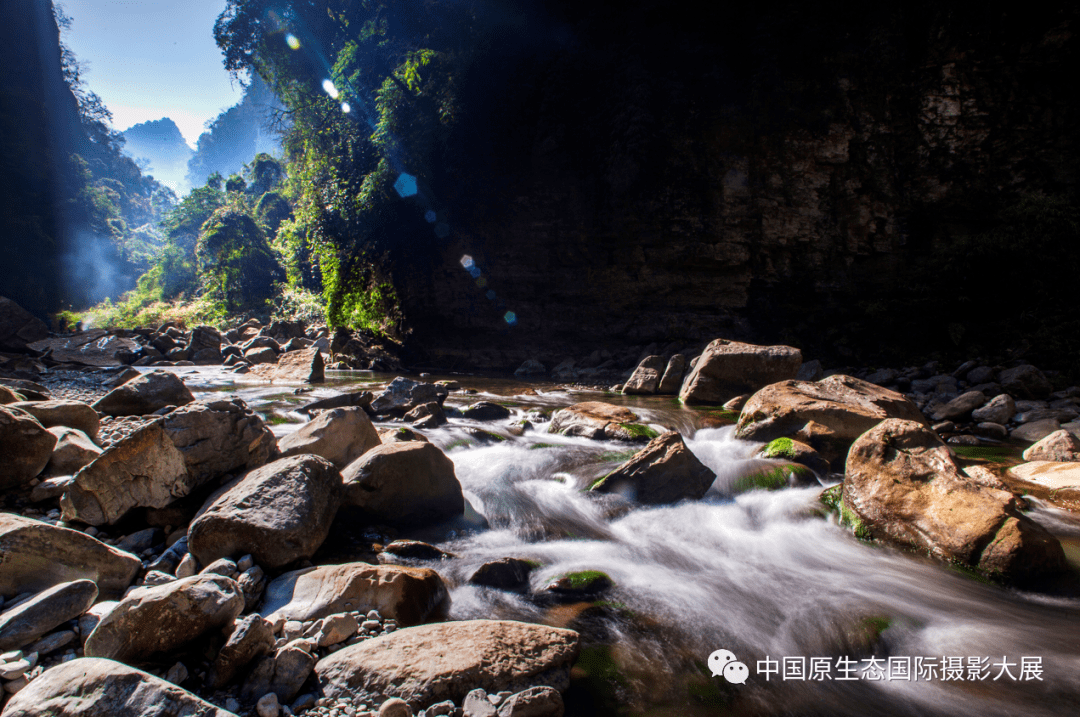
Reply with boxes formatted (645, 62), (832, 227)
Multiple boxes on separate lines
(838, 500), (874, 542)
(695, 408), (741, 425)
(570, 645), (627, 713)
(820, 484), (843, 512)
(732, 463), (814, 493)
(950, 445), (1021, 464)
(479, 431), (507, 442)
(446, 439), (472, 451)
(261, 413), (292, 426)
(598, 450), (638, 463)
(859, 616), (892, 642)
(761, 437), (798, 460)
(618, 423), (660, 440)
(553, 570), (612, 590)
(528, 443), (556, 450)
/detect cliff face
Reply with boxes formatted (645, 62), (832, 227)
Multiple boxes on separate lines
(390, 3), (1080, 371)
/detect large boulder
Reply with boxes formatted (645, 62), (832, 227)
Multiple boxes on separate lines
(0, 579), (98, 651)
(187, 455), (342, 570)
(735, 375), (928, 467)
(84, 573), (244, 662)
(971, 393), (1016, 424)
(45, 427), (102, 475)
(314, 620), (580, 708)
(997, 364), (1052, 400)
(678, 339), (802, 405)
(260, 563), (447, 627)
(930, 391), (986, 422)
(341, 443), (464, 526)
(0, 296), (48, 352)
(0, 516), (139, 600)
(8, 400), (99, 441)
(548, 402), (657, 443)
(60, 421), (190, 526)
(206, 614), (276, 690)
(0, 406), (56, 489)
(0, 657), (237, 717)
(188, 325), (223, 361)
(278, 407), (380, 469)
(622, 356), (664, 395)
(251, 347), (325, 383)
(590, 431), (716, 504)
(370, 377), (449, 416)
(1021, 429), (1080, 462)
(842, 419), (1068, 584)
(161, 399), (276, 485)
(657, 354), (686, 395)
(92, 371), (194, 417)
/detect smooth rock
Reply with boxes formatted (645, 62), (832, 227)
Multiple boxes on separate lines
(0, 657), (237, 716)
(260, 563), (447, 628)
(9, 400), (99, 441)
(622, 356), (664, 395)
(245, 347), (278, 365)
(84, 573), (244, 662)
(930, 390), (986, 422)
(188, 455), (343, 570)
(257, 693), (281, 717)
(590, 431), (716, 504)
(162, 399), (277, 486)
(843, 418), (1068, 584)
(92, 371), (194, 417)
(341, 442), (463, 527)
(1022, 429), (1080, 462)
(467, 559), (535, 593)
(45, 427), (102, 475)
(464, 689), (498, 717)
(278, 407), (381, 469)
(251, 347), (324, 383)
(0, 406), (56, 489)
(971, 393), (1016, 424)
(679, 339), (802, 405)
(656, 354), (686, 395)
(241, 644), (315, 703)
(0, 515), (139, 600)
(1010, 419), (1061, 444)
(1009, 461), (1080, 491)
(370, 378), (449, 416)
(404, 402), (447, 427)
(547, 402), (654, 442)
(0, 580), (98, 651)
(379, 697), (412, 717)
(207, 615), (276, 690)
(514, 360), (546, 377)
(998, 365), (1052, 400)
(460, 402), (512, 421)
(61, 421), (189, 526)
(379, 540), (454, 562)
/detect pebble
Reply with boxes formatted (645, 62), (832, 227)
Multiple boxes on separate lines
(175, 553), (198, 579)
(165, 661), (188, 685)
(258, 692), (281, 717)
(366, 610), (381, 621)
(237, 554), (255, 572)
(361, 620), (381, 633)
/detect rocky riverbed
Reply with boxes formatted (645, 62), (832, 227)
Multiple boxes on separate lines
(0, 308), (1079, 716)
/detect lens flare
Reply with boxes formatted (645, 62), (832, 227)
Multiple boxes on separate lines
(424, 210), (437, 223)
(504, 311), (517, 325)
(460, 255), (474, 269)
(322, 79), (340, 99)
(285, 34), (300, 50)
(393, 173), (418, 197)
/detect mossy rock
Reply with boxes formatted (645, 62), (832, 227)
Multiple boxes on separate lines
(617, 422), (660, 441)
(542, 570), (614, 600)
(760, 437), (798, 460)
(731, 462), (817, 493)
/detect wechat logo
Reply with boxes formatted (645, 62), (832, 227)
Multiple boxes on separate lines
(709, 649), (749, 684)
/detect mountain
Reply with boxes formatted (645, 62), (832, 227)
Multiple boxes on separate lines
(122, 118), (194, 194)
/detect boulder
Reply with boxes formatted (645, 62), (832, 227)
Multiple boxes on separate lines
(930, 391), (986, 422)
(0, 406), (57, 489)
(299, 391), (373, 415)
(468, 559), (535, 593)
(84, 574), (244, 662)
(590, 431), (716, 504)
(0, 580), (98, 651)
(0, 657), (237, 716)
(548, 402), (657, 443)
(0, 385), (23, 404)
(1011, 419), (1061, 444)
(678, 339), (802, 405)
(207, 614), (276, 690)
(842, 419), (1068, 584)
(244, 346), (278, 365)
(998, 365), (1052, 400)
(1022, 429), (1080, 462)
(0, 296), (48, 352)
(188, 455), (342, 570)
(370, 378), (449, 416)
(622, 356), (664, 395)
(796, 360), (824, 381)
(1008, 461), (1080, 492)
(162, 399), (276, 485)
(656, 354), (686, 395)
(61, 421), (189, 526)
(92, 371), (194, 417)
(242, 644), (315, 703)
(514, 360), (546, 376)
(971, 393), (1015, 424)
(0, 515), (139, 600)
(735, 375), (928, 467)
(45, 426), (102, 475)
(459, 402), (511, 421)
(260, 563), (447, 627)
(8, 400), (99, 441)
(340, 442), (464, 526)
(314, 620), (579, 708)
(28, 332), (142, 367)
(251, 347), (325, 383)
(188, 325), (222, 360)
(403, 402), (447, 428)
(754, 437), (830, 476)
(278, 407), (380, 469)
(497, 686), (564, 717)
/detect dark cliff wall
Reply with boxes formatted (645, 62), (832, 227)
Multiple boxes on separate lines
(389, 2), (1080, 371)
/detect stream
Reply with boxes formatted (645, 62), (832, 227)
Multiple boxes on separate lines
(179, 367), (1080, 717)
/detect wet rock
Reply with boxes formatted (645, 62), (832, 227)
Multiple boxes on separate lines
(973, 422), (1009, 440)
(188, 455), (342, 570)
(9, 400), (100, 441)
(341, 442), (464, 527)
(1010, 419), (1061, 444)
(548, 402), (657, 442)
(1015, 407), (1079, 424)
(61, 421), (189, 526)
(379, 426), (431, 443)
(0, 406), (56, 489)
(260, 563), (447, 627)
(539, 571), (613, 601)
(0, 580), (97, 650)
(998, 364), (1052, 400)
(245, 346), (279, 365)
(754, 436), (830, 476)
(278, 406), (381, 469)
(379, 540), (455, 562)
(1022, 429), (1080, 462)
(251, 347), (324, 383)
(370, 378), (450, 416)
(729, 459), (818, 492)
(468, 558), (535, 593)
(315, 620), (579, 707)
(207, 614), (276, 690)
(0, 296), (48, 352)
(0, 515), (140, 600)
(622, 356), (664, 395)
(45, 426), (102, 475)
(514, 360), (546, 377)
(404, 401), (447, 427)
(162, 399), (276, 485)
(735, 375), (927, 467)
(92, 371), (194, 417)
(0, 657), (236, 716)
(590, 431), (715, 504)
(930, 390), (986, 422)
(299, 390), (373, 414)
(84, 573), (244, 662)
(843, 419), (1068, 584)
(656, 354), (686, 395)
(460, 401), (512, 421)
(970, 393), (1015, 424)
(241, 644), (316, 703)
(497, 686), (564, 717)
(679, 339), (802, 405)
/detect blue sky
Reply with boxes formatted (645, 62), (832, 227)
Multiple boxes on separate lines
(59, 0), (246, 148)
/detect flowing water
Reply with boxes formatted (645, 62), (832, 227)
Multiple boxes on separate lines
(181, 368), (1080, 717)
